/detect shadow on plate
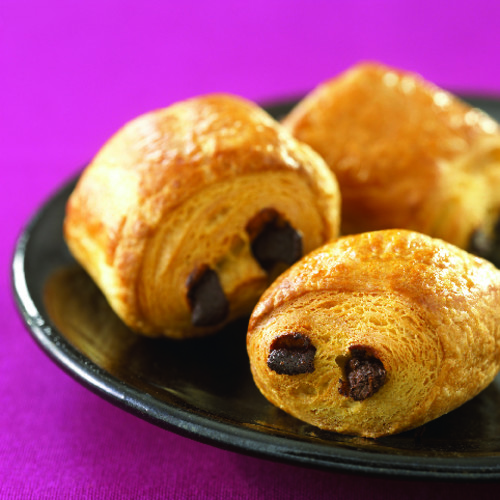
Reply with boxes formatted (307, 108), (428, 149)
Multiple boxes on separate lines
(43, 264), (500, 457)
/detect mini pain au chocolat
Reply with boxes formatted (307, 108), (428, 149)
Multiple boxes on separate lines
(64, 94), (340, 339)
(282, 62), (500, 265)
(247, 230), (500, 438)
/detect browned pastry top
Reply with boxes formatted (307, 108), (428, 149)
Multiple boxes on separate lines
(68, 94), (337, 266)
(250, 229), (500, 328)
(283, 62), (500, 248)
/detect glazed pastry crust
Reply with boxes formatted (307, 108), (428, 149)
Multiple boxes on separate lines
(64, 94), (340, 338)
(247, 230), (500, 438)
(283, 62), (500, 250)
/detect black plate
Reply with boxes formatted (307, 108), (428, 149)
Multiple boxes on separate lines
(12, 97), (500, 481)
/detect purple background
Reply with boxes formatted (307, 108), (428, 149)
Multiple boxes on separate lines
(3, 1), (500, 497)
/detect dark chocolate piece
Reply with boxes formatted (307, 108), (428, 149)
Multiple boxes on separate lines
(469, 228), (493, 259)
(186, 265), (229, 327)
(246, 208), (303, 272)
(267, 332), (316, 375)
(469, 218), (500, 268)
(338, 345), (386, 401)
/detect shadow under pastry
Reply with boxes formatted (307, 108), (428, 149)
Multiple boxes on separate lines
(43, 265), (500, 456)
(43, 265), (260, 417)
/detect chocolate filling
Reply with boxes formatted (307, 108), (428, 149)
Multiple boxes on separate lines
(469, 218), (500, 268)
(267, 332), (316, 375)
(246, 208), (303, 272)
(338, 345), (386, 401)
(186, 265), (229, 327)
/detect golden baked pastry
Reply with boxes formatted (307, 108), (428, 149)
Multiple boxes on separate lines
(283, 62), (500, 264)
(247, 229), (500, 438)
(64, 94), (340, 339)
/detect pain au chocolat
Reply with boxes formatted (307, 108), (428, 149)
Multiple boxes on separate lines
(282, 62), (500, 265)
(247, 229), (500, 438)
(64, 94), (340, 339)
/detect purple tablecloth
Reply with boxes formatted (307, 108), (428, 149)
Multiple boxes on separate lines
(3, 1), (500, 497)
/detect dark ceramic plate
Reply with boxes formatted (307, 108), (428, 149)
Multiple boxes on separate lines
(12, 97), (500, 481)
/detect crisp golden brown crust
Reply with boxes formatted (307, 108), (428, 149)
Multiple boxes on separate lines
(247, 229), (500, 438)
(64, 94), (341, 338)
(283, 62), (500, 251)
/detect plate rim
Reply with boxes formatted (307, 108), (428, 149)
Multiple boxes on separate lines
(11, 96), (500, 482)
